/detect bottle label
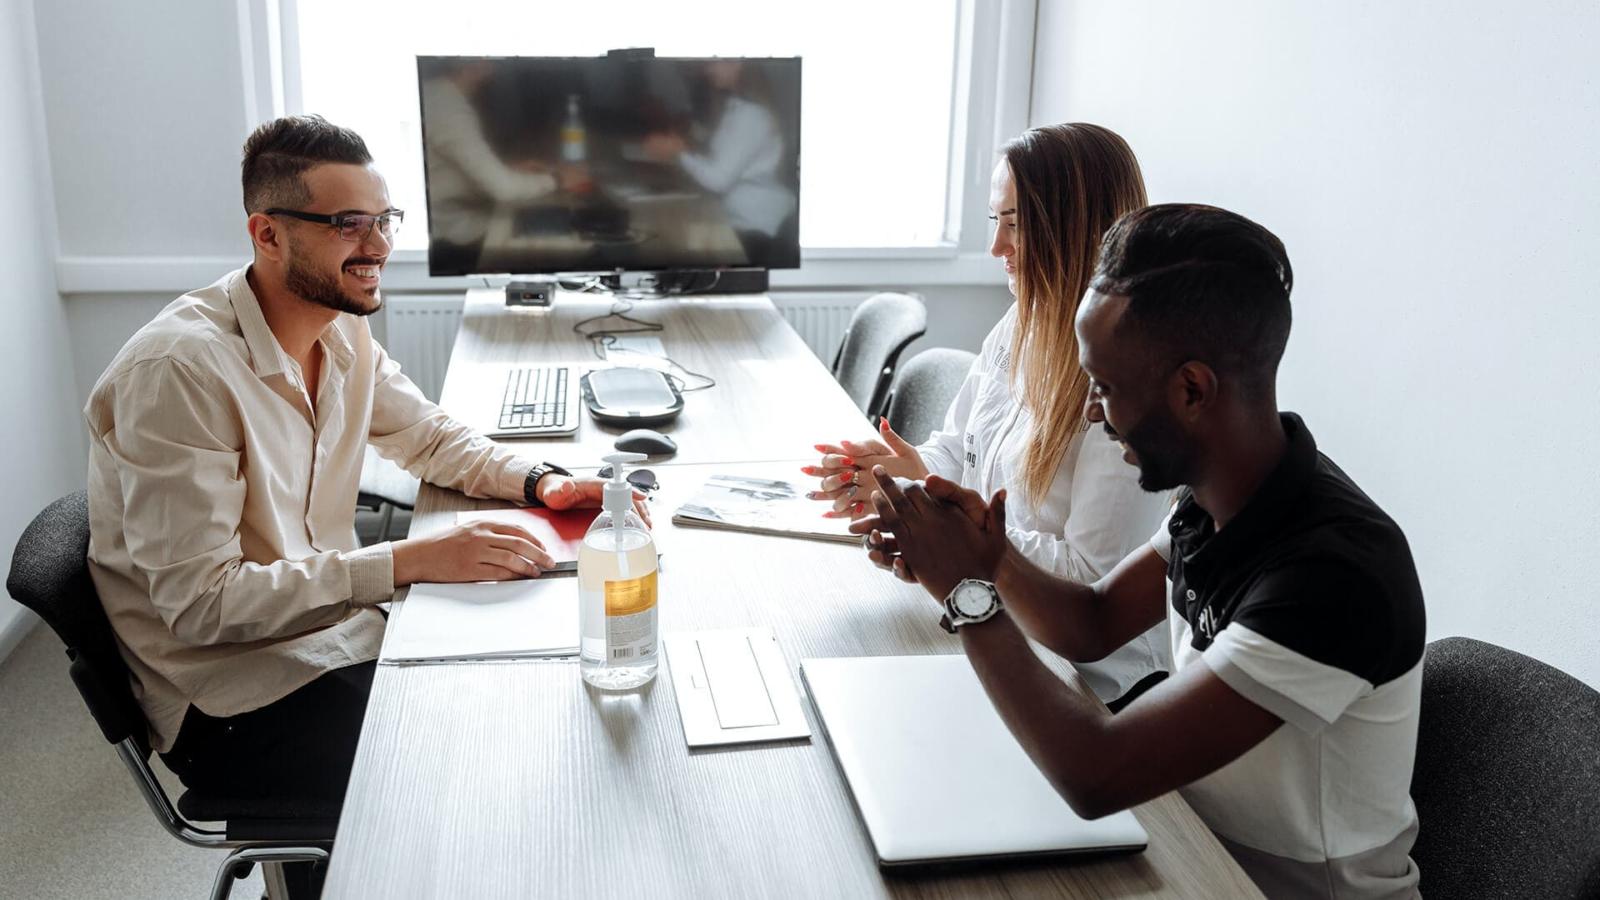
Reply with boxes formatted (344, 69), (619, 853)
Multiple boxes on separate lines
(561, 128), (586, 162)
(605, 571), (657, 662)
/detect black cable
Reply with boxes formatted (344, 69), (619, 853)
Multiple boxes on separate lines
(572, 298), (664, 360)
(563, 271), (729, 390)
(664, 363), (717, 392)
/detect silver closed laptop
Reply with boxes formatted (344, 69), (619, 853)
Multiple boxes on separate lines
(801, 654), (1148, 867)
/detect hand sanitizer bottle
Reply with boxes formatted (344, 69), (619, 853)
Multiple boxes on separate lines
(579, 452), (657, 690)
(561, 93), (587, 164)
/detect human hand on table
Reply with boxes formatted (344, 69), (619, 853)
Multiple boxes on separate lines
(392, 521), (555, 586)
(802, 418), (929, 519)
(536, 474), (653, 528)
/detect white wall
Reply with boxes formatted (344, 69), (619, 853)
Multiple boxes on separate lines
(1033, 0), (1600, 687)
(33, 0), (252, 259)
(0, 0), (89, 658)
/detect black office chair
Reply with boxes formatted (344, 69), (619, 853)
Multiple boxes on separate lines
(5, 492), (337, 900)
(356, 445), (419, 543)
(880, 348), (977, 446)
(829, 292), (927, 421)
(1409, 636), (1600, 899)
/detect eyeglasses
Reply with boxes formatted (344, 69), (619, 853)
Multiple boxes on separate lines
(265, 207), (404, 242)
(596, 466), (659, 493)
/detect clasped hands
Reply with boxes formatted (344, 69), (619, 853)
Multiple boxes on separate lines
(845, 467), (1010, 603)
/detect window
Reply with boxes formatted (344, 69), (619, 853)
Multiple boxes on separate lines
(291, 0), (962, 253)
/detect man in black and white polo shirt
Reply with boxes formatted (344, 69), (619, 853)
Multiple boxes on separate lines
(853, 203), (1426, 899)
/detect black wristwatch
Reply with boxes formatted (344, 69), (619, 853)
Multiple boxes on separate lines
(523, 462), (572, 506)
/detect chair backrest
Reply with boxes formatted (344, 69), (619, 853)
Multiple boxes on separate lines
(830, 292), (927, 419)
(6, 491), (149, 753)
(1409, 636), (1600, 899)
(882, 348), (977, 446)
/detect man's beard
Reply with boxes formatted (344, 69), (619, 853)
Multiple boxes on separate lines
(1108, 411), (1194, 493)
(284, 250), (382, 317)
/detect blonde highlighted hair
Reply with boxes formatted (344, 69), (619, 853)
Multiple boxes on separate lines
(1002, 124), (1148, 504)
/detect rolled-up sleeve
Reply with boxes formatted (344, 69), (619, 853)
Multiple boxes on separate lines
(107, 358), (390, 647)
(366, 339), (533, 501)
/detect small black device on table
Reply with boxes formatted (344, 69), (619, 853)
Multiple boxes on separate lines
(580, 367), (683, 428)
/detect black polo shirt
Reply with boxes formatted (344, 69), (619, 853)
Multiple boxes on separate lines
(1151, 413), (1426, 899)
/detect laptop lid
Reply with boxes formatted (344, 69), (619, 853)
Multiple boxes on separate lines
(800, 654), (1148, 867)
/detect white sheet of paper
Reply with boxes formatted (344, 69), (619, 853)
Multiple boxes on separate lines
(383, 578), (579, 663)
(603, 335), (673, 372)
(664, 628), (811, 747)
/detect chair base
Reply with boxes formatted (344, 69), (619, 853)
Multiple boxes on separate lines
(210, 846), (330, 900)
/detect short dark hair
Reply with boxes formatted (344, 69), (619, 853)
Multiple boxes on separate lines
(1091, 203), (1294, 395)
(240, 115), (372, 213)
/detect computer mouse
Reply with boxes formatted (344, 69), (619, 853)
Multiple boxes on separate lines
(614, 429), (678, 457)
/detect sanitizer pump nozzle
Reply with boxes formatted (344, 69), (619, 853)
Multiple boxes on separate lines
(600, 452), (647, 544)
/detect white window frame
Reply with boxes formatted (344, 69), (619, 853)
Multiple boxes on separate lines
(244, 0), (1033, 289)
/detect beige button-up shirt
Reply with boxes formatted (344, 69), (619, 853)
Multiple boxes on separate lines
(85, 267), (532, 752)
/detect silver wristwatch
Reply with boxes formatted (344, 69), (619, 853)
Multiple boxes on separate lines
(941, 578), (1002, 633)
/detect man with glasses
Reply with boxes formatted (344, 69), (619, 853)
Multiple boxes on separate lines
(83, 115), (638, 895)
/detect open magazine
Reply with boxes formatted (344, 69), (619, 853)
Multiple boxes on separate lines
(672, 474), (859, 544)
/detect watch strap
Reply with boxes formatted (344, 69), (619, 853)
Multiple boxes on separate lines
(523, 462), (573, 506)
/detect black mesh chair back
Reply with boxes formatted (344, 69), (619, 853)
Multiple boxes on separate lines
(830, 292), (927, 419)
(6, 491), (332, 899)
(881, 348), (977, 446)
(1410, 637), (1600, 899)
(357, 445), (420, 542)
(5, 491), (147, 751)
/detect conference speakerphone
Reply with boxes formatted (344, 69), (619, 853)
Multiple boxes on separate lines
(580, 367), (683, 428)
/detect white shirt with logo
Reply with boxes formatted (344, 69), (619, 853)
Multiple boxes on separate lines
(919, 304), (1173, 701)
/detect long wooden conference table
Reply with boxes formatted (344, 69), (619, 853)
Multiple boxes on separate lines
(322, 288), (1264, 898)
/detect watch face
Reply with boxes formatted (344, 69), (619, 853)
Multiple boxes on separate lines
(953, 581), (995, 618)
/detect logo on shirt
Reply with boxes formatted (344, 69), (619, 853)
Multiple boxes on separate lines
(1197, 605), (1221, 641)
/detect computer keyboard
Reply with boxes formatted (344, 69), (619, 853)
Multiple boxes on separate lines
(497, 366), (571, 434)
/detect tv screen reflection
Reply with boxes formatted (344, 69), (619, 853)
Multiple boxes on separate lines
(418, 55), (802, 276)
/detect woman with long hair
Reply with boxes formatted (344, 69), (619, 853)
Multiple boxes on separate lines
(807, 123), (1171, 709)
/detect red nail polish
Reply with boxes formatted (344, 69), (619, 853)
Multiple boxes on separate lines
(842, 457), (854, 466)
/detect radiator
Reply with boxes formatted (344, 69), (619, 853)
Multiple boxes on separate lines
(770, 291), (868, 364)
(380, 292), (866, 403)
(380, 296), (464, 403)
